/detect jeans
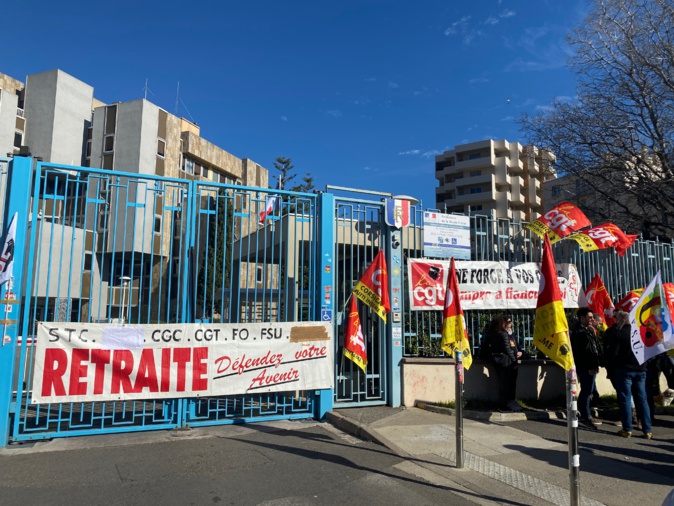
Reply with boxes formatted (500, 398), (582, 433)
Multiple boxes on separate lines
(614, 369), (651, 434)
(576, 368), (596, 420)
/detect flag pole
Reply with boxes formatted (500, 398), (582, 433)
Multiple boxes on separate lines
(455, 350), (464, 468)
(567, 365), (580, 506)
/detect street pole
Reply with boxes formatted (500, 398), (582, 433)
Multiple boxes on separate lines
(567, 366), (580, 506)
(455, 350), (464, 469)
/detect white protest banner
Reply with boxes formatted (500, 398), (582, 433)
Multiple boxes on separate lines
(408, 258), (581, 310)
(33, 321), (333, 404)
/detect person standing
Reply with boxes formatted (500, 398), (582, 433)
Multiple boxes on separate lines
(487, 315), (522, 412)
(570, 307), (603, 427)
(604, 310), (652, 439)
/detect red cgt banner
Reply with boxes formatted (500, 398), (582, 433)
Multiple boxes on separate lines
(525, 202), (590, 244)
(566, 223), (638, 256)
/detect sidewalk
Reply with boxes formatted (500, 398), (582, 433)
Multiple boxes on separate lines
(327, 405), (673, 506)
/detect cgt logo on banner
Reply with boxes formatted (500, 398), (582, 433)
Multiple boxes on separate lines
(408, 258), (581, 310)
(33, 322), (333, 404)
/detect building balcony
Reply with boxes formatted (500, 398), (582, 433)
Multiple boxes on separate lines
(454, 153), (495, 172)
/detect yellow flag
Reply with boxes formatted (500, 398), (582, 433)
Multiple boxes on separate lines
(533, 235), (574, 370)
(440, 258), (473, 370)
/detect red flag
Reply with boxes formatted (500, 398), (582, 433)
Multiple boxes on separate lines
(440, 257), (472, 369)
(533, 235), (574, 370)
(663, 283), (674, 316)
(585, 274), (614, 329)
(353, 250), (391, 322)
(343, 296), (367, 373)
(566, 223), (637, 256)
(526, 202), (590, 244)
(615, 289), (645, 312)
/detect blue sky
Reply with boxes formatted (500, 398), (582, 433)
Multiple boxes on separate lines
(5, 0), (588, 206)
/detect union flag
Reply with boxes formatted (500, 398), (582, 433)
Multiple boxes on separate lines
(343, 296), (367, 373)
(526, 202), (590, 244)
(566, 223), (637, 256)
(533, 235), (574, 370)
(353, 250), (391, 322)
(585, 274), (614, 330)
(440, 257), (472, 370)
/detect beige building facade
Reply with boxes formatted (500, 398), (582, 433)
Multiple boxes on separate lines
(435, 139), (556, 223)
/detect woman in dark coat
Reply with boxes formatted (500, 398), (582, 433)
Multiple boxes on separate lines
(487, 315), (521, 411)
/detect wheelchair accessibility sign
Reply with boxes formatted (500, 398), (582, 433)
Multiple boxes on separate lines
(321, 309), (332, 321)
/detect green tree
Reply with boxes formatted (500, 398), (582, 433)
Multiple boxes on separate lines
(273, 157), (297, 189)
(196, 189), (233, 318)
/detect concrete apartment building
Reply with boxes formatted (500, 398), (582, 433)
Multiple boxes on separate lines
(435, 139), (557, 223)
(0, 69), (270, 323)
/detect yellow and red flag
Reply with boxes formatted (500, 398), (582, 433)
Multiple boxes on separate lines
(615, 289), (645, 312)
(343, 296), (367, 373)
(629, 271), (674, 364)
(664, 283), (674, 316)
(440, 257), (472, 370)
(526, 202), (590, 244)
(353, 250), (391, 322)
(533, 235), (574, 370)
(566, 222), (638, 256)
(585, 274), (614, 330)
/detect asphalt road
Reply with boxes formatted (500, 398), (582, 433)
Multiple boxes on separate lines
(0, 421), (476, 506)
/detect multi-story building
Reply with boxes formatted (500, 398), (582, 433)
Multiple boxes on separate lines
(0, 73), (25, 158)
(435, 139), (556, 223)
(0, 69), (270, 323)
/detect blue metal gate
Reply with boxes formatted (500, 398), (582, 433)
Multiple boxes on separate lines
(0, 157), (326, 443)
(332, 196), (389, 406)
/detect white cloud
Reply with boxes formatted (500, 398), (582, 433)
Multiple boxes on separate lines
(364, 77), (377, 82)
(422, 150), (441, 158)
(463, 30), (484, 45)
(500, 115), (515, 122)
(444, 16), (471, 36)
(325, 110), (342, 118)
(388, 81), (399, 89)
(280, 115), (288, 122)
(399, 149), (421, 156)
(499, 9), (516, 18)
(469, 76), (490, 84)
(485, 16), (499, 25)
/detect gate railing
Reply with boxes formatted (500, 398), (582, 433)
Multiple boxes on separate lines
(1, 157), (325, 444)
(401, 209), (674, 358)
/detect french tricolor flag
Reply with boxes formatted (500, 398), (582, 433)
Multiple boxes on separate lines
(259, 180), (282, 225)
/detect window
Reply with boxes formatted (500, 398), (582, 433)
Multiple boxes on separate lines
(157, 138), (166, 158)
(469, 187), (482, 194)
(256, 266), (264, 285)
(469, 152), (481, 160)
(201, 165), (209, 178)
(552, 186), (561, 196)
(454, 173), (464, 180)
(84, 254), (93, 271)
(13, 131), (22, 149)
(182, 158), (195, 175)
(154, 216), (161, 234)
(86, 140), (92, 158)
(470, 205), (483, 211)
(104, 105), (117, 135)
(469, 170), (481, 177)
(104, 135), (114, 153)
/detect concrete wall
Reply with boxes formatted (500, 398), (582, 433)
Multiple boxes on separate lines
(401, 357), (667, 406)
(0, 89), (18, 157)
(25, 70), (93, 165)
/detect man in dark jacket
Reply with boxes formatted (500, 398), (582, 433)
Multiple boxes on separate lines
(570, 307), (603, 427)
(604, 310), (652, 439)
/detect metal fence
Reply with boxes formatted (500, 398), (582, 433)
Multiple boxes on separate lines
(401, 209), (674, 358)
(9, 160), (321, 441)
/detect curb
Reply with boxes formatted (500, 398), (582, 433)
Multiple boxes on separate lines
(414, 401), (565, 422)
(325, 411), (415, 460)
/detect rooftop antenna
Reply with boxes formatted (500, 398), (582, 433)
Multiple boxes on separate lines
(175, 81), (180, 116)
(143, 79), (155, 100)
